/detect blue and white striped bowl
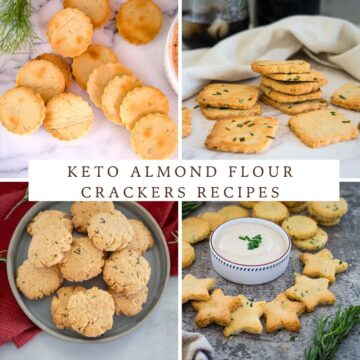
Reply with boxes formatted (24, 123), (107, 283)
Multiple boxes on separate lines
(210, 218), (291, 285)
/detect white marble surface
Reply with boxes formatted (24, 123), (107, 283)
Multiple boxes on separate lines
(0, 277), (178, 360)
(0, 0), (178, 178)
(182, 59), (360, 178)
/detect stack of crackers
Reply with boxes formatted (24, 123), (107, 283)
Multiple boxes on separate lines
(192, 83), (280, 154)
(251, 60), (328, 115)
(182, 199), (350, 337)
(16, 202), (154, 338)
(0, 0), (177, 160)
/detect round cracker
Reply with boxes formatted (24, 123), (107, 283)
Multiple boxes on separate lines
(217, 205), (249, 221)
(116, 0), (163, 45)
(47, 8), (93, 58)
(72, 44), (119, 89)
(120, 86), (170, 130)
(182, 217), (211, 244)
(36, 53), (72, 91)
(87, 62), (132, 107)
(16, 59), (65, 103)
(0, 87), (45, 135)
(198, 212), (226, 232)
(131, 113), (177, 160)
(44, 93), (93, 141)
(293, 228), (328, 251)
(63, 0), (110, 29)
(101, 74), (142, 125)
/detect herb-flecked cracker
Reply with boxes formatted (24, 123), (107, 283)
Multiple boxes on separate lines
(36, 53), (72, 91)
(121, 86), (170, 130)
(205, 116), (279, 154)
(44, 93), (93, 141)
(261, 76), (321, 95)
(266, 70), (326, 83)
(182, 242), (195, 269)
(292, 228), (328, 251)
(71, 201), (115, 233)
(307, 198), (348, 222)
(288, 109), (358, 148)
(285, 274), (336, 312)
(300, 249), (348, 283)
(217, 205), (249, 221)
(261, 94), (327, 115)
(182, 217), (211, 244)
(192, 289), (242, 327)
(51, 286), (86, 329)
(116, 0), (163, 45)
(0, 87), (45, 135)
(87, 210), (134, 252)
(264, 292), (305, 333)
(72, 44), (118, 89)
(47, 8), (93, 58)
(223, 296), (266, 336)
(331, 83), (360, 111)
(109, 286), (148, 316)
(281, 215), (318, 240)
(16, 259), (63, 300)
(253, 201), (289, 224)
(182, 274), (216, 304)
(16, 59), (65, 103)
(27, 209), (72, 235)
(251, 60), (311, 75)
(63, 0), (110, 29)
(200, 103), (262, 120)
(87, 62), (132, 108)
(260, 84), (323, 103)
(197, 84), (259, 110)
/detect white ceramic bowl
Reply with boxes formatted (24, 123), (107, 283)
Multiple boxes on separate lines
(164, 15), (178, 93)
(210, 218), (291, 285)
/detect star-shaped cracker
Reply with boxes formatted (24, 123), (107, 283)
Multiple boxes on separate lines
(264, 292), (305, 333)
(223, 295), (266, 336)
(192, 289), (242, 327)
(300, 249), (348, 283)
(182, 274), (216, 304)
(285, 274), (336, 312)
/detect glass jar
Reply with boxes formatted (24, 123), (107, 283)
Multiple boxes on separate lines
(182, 0), (249, 49)
(255, 0), (320, 26)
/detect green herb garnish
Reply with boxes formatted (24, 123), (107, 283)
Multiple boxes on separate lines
(239, 234), (262, 250)
(0, 0), (37, 54)
(193, 105), (200, 109)
(290, 335), (297, 342)
(212, 92), (221, 95)
(266, 136), (275, 139)
(182, 202), (204, 218)
(305, 305), (360, 360)
(330, 111), (336, 116)
(339, 95), (346, 99)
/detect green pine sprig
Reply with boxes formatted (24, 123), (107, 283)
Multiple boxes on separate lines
(0, 0), (37, 54)
(305, 305), (360, 360)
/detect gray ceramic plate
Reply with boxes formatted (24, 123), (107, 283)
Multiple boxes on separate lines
(7, 201), (170, 343)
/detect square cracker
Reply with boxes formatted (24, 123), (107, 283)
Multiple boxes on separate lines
(331, 83), (360, 111)
(260, 84), (322, 103)
(266, 70), (327, 83)
(288, 109), (358, 148)
(251, 60), (311, 75)
(261, 76), (321, 95)
(205, 116), (279, 154)
(197, 84), (259, 110)
(200, 103), (262, 120)
(261, 94), (327, 115)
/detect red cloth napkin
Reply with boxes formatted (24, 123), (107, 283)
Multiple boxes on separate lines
(0, 183), (178, 348)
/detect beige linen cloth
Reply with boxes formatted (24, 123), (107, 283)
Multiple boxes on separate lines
(182, 331), (215, 360)
(183, 15), (360, 99)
